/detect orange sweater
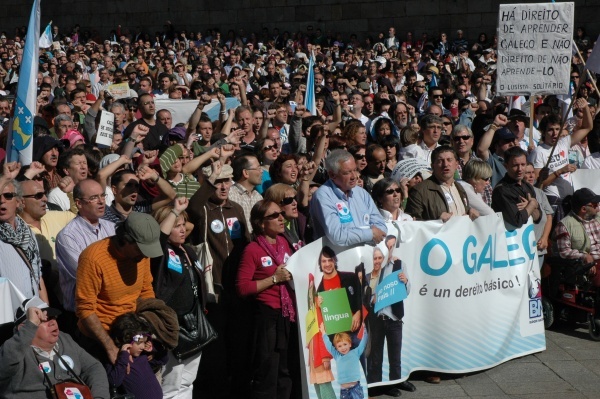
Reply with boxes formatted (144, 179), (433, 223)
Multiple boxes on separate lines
(76, 237), (155, 331)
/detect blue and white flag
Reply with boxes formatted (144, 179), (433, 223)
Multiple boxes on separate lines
(304, 51), (316, 115)
(7, 0), (41, 165)
(39, 21), (52, 48)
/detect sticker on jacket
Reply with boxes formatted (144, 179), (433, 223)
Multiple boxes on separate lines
(336, 202), (353, 223)
(167, 249), (183, 273)
(261, 256), (273, 267)
(227, 217), (242, 239)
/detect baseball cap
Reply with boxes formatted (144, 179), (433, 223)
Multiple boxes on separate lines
(572, 188), (600, 211)
(123, 212), (162, 258)
(15, 297), (62, 325)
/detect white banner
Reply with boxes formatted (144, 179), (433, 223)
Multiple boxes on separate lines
(287, 215), (546, 397)
(497, 2), (574, 95)
(571, 169), (600, 193)
(95, 110), (114, 147)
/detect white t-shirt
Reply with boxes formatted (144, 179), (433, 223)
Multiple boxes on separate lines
(528, 135), (573, 199)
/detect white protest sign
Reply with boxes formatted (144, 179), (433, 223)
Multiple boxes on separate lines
(95, 110), (114, 147)
(497, 2), (574, 95)
(571, 169), (600, 193)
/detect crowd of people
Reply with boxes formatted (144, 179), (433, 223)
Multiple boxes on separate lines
(0, 19), (599, 399)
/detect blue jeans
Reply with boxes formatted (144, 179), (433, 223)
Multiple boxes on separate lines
(340, 382), (364, 399)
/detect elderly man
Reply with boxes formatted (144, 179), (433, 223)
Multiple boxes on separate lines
(406, 146), (477, 222)
(452, 124), (492, 205)
(76, 212), (159, 363)
(0, 298), (109, 398)
(0, 165), (49, 302)
(311, 149), (387, 246)
(32, 135), (63, 193)
(56, 180), (116, 332)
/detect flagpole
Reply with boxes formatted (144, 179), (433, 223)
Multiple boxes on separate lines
(574, 43), (600, 96)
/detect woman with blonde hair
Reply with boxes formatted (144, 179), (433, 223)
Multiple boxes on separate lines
(264, 183), (308, 251)
(457, 159), (495, 216)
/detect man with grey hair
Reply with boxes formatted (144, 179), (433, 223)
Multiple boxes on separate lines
(52, 114), (73, 139)
(310, 149), (387, 246)
(400, 114), (443, 163)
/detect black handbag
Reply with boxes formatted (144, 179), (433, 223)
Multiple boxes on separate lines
(171, 257), (218, 360)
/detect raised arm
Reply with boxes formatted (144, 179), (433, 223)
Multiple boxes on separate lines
(476, 113), (507, 161)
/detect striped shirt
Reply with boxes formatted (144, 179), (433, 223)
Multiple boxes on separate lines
(56, 216), (116, 312)
(160, 144), (201, 199)
(228, 183), (263, 233)
(76, 237), (154, 331)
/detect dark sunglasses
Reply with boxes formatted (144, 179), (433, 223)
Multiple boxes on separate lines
(280, 197), (296, 206)
(482, 176), (491, 182)
(22, 192), (46, 200)
(353, 154), (366, 160)
(264, 211), (285, 220)
(262, 144), (278, 151)
(431, 94), (443, 99)
(453, 135), (472, 142)
(0, 192), (17, 200)
(385, 188), (403, 195)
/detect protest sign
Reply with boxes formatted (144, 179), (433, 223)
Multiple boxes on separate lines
(107, 82), (130, 99)
(95, 110), (114, 147)
(497, 2), (575, 95)
(287, 214), (545, 397)
(571, 169), (600, 193)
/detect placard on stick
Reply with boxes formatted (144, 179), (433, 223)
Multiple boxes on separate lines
(497, 2), (574, 95)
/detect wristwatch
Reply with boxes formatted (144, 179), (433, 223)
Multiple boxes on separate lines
(272, 275), (277, 284)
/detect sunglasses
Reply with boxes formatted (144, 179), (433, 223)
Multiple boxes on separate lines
(280, 196), (296, 206)
(262, 144), (278, 151)
(264, 211), (285, 220)
(354, 154), (366, 160)
(415, 85), (425, 88)
(431, 94), (443, 99)
(385, 188), (403, 195)
(0, 192), (17, 200)
(482, 177), (491, 182)
(453, 135), (472, 142)
(22, 192), (46, 200)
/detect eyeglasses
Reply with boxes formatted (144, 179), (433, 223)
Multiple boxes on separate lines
(353, 154), (366, 160)
(22, 192), (46, 200)
(77, 193), (108, 203)
(262, 144), (278, 151)
(415, 85), (425, 88)
(443, 121), (453, 126)
(431, 94), (443, 99)
(340, 98), (349, 102)
(0, 192), (16, 201)
(482, 177), (491, 182)
(280, 196), (296, 206)
(453, 135), (472, 141)
(385, 188), (403, 195)
(264, 211), (285, 220)
(571, 75), (579, 79)
(383, 144), (396, 149)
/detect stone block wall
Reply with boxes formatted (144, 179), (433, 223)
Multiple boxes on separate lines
(1, 0), (597, 46)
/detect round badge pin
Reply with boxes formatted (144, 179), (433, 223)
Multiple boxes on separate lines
(211, 219), (224, 233)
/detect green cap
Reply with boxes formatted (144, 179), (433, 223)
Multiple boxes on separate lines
(123, 212), (162, 258)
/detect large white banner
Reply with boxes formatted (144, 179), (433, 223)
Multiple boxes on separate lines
(287, 215), (546, 397)
(497, 2), (574, 95)
(572, 169), (600, 193)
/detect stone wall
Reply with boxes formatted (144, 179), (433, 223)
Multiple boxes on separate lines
(1, 0), (597, 46)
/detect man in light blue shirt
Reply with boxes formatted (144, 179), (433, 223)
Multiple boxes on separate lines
(310, 149), (387, 246)
(56, 179), (115, 331)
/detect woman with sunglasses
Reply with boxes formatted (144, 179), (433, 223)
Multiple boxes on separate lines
(264, 183), (308, 251)
(456, 159), (495, 216)
(379, 135), (401, 176)
(349, 144), (368, 172)
(237, 200), (296, 399)
(151, 197), (207, 398)
(372, 178), (413, 222)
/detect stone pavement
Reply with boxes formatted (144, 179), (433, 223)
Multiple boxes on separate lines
(374, 324), (600, 399)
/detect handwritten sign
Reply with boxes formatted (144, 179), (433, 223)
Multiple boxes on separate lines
(95, 110), (114, 147)
(374, 272), (408, 313)
(497, 2), (574, 95)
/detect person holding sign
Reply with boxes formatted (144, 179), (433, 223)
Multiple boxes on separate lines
(366, 240), (415, 395)
(529, 98), (593, 207)
(237, 199), (295, 399)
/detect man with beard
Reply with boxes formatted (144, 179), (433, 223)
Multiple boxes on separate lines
(76, 212), (160, 363)
(391, 102), (415, 131)
(55, 179), (116, 333)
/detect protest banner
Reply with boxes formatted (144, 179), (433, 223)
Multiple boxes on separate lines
(95, 110), (114, 147)
(319, 288), (353, 334)
(107, 82), (130, 99)
(571, 169), (600, 193)
(287, 214), (546, 397)
(497, 2), (574, 95)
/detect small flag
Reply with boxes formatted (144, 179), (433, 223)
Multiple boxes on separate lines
(7, 0), (41, 165)
(304, 51), (316, 115)
(39, 21), (52, 48)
